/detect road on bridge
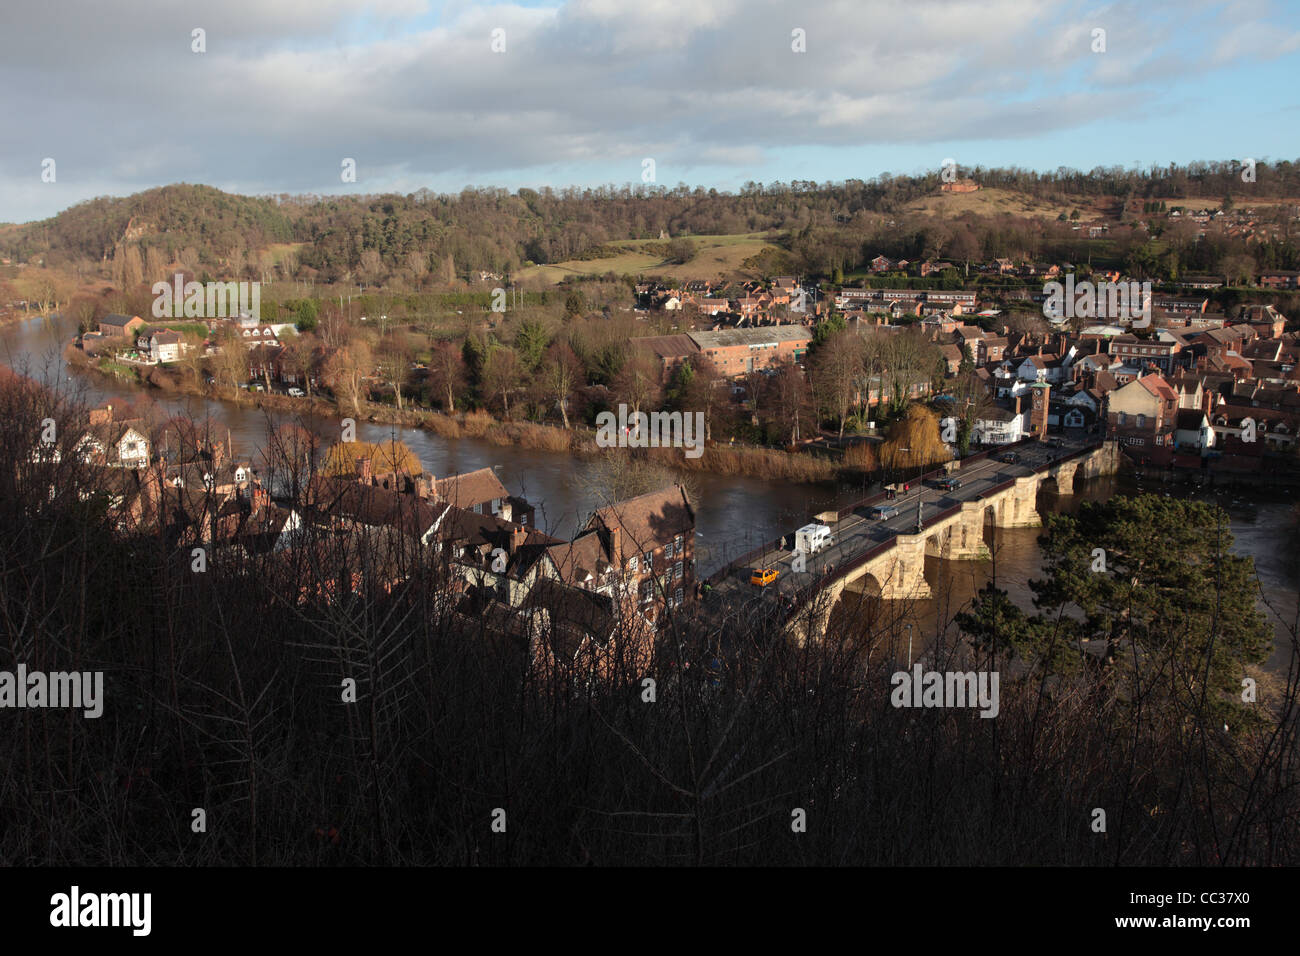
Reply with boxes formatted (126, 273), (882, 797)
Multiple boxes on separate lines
(702, 436), (1092, 618)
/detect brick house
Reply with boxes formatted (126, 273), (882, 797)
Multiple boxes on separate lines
(99, 314), (146, 339)
(685, 325), (812, 378)
(582, 484), (696, 623)
(1105, 373), (1179, 460)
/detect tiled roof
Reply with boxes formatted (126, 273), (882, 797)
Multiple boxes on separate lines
(435, 467), (510, 510)
(588, 485), (694, 564)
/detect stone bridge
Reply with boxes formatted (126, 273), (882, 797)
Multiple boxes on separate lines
(764, 440), (1120, 642)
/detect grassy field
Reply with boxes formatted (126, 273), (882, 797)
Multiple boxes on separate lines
(903, 187), (1086, 220)
(516, 232), (784, 284)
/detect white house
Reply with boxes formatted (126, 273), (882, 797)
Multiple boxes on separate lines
(1017, 354), (1066, 384)
(972, 406), (1027, 445)
(76, 424), (150, 468)
(1174, 409), (1215, 454)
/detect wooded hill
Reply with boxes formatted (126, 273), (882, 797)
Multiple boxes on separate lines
(5, 159), (1300, 285)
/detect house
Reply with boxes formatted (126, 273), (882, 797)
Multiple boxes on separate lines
(978, 336), (1008, 364)
(1017, 354), (1065, 384)
(99, 314), (146, 340)
(1106, 373), (1179, 458)
(1259, 270), (1300, 290)
(971, 402), (1027, 445)
(633, 334), (701, 383)
(248, 343), (285, 384)
(140, 329), (185, 364)
(583, 485), (696, 622)
(434, 468), (515, 521)
(1109, 334), (1179, 374)
(939, 344), (964, 375)
(686, 325), (812, 377)
(76, 421), (151, 469)
(1174, 409), (1215, 454)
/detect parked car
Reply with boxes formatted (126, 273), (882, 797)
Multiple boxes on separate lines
(1047, 436), (1065, 447)
(935, 477), (962, 491)
(250, 384), (264, 392)
(750, 567), (779, 587)
(997, 452), (1021, 464)
(288, 387), (305, 397)
(868, 505), (900, 520)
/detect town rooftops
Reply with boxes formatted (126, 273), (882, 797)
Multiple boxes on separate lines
(688, 325), (812, 350)
(1137, 374), (1178, 402)
(633, 334), (700, 360)
(588, 484), (694, 564)
(434, 467), (511, 511)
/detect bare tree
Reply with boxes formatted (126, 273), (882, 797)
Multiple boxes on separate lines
(481, 345), (522, 419)
(375, 338), (412, 411)
(428, 341), (466, 413)
(540, 342), (582, 428)
(810, 329), (864, 439)
(323, 339), (373, 416)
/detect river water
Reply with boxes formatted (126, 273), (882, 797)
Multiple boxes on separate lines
(5, 313), (1298, 671)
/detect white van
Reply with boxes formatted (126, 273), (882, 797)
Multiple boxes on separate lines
(794, 523), (833, 555)
(288, 387), (305, 397)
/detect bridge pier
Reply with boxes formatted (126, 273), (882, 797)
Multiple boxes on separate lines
(942, 501), (991, 559)
(995, 476), (1042, 528)
(873, 533), (932, 600)
(1051, 460), (1078, 495)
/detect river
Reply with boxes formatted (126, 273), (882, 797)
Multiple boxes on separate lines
(5, 313), (1297, 672)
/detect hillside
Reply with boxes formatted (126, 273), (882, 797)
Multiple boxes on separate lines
(516, 233), (783, 284)
(903, 186), (1084, 221)
(6, 184), (294, 264)
(4, 159), (1300, 287)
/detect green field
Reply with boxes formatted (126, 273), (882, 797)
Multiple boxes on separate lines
(516, 232), (785, 284)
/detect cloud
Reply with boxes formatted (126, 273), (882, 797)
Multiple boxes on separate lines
(0, 0), (1297, 221)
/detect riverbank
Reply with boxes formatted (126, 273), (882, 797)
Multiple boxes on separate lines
(63, 341), (843, 484)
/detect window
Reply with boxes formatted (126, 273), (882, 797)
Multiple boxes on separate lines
(674, 561), (683, 581)
(665, 540), (674, 559)
(674, 535), (684, 553)
(674, 588), (684, 606)
(1117, 412), (1126, 426)
(628, 555), (639, 572)
(1136, 414), (1146, 427)
(644, 550), (653, 567)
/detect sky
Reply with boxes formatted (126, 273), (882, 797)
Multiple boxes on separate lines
(2, 0), (1299, 224)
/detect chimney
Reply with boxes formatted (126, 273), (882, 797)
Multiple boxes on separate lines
(356, 457), (372, 484)
(508, 525), (527, 555)
(252, 485), (269, 513)
(609, 525), (622, 564)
